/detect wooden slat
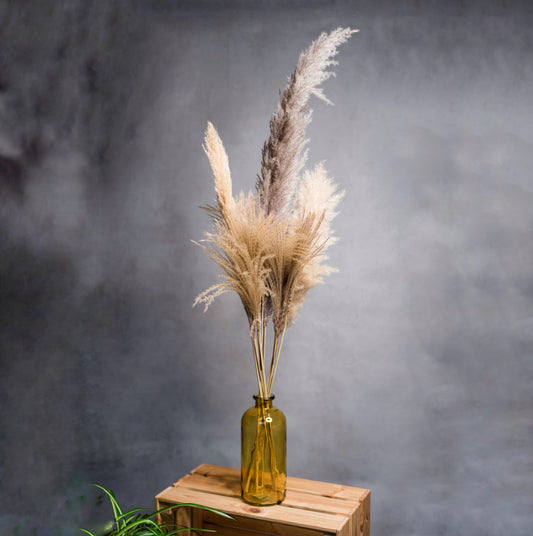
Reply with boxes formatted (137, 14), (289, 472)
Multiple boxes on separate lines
(190, 465), (367, 503)
(177, 473), (239, 497)
(191, 506), (204, 534)
(176, 473), (358, 516)
(204, 521), (332, 536)
(336, 517), (352, 536)
(191, 464), (240, 482)
(156, 487), (179, 502)
(359, 490), (370, 536)
(286, 476), (367, 502)
(176, 505), (192, 535)
(346, 508), (355, 536)
(203, 522), (261, 536)
(201, 510), (331, 536)
(154, 498), (174, 528)
(159, 485), (347, 533)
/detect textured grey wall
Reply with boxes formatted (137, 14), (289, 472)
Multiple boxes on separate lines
(1, 1), (532, 535)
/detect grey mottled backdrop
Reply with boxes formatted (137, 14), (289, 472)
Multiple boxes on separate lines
(1, 1), (532, 535)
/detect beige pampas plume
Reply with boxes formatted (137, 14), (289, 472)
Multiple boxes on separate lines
(287, 162), (345, 325)
(203, 122), (233, 219)
(294, 161), (345, 245)
(256, 27), (357, 217)
(193, 192), (270, 328)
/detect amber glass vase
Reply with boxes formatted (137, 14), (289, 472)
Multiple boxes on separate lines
(241, 395), (286, 505)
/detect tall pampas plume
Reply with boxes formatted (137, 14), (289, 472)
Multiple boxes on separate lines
(194, 28), (356, 398)
(256, 27), (357, 217)
(203, 121), (233, 220)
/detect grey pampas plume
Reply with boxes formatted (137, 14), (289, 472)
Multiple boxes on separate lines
(256, 27), (357, 217)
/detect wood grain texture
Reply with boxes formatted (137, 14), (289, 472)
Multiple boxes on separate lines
(155, 464), (371, 536)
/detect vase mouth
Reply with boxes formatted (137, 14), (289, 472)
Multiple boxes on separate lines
(253, 394), (275, 401)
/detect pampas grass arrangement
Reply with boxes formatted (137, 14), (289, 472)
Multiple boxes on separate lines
(194, 27), (356, 399)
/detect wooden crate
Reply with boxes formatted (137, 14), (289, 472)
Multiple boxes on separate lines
(155, 464), (370, 536)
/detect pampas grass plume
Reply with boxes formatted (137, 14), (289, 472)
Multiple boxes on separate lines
(194, 28), (356, 397)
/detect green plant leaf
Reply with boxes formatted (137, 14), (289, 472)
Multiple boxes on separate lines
(136, 529), (161, 536)
(116, 508), (151, 524)
(79, 529), (97, 536)
(113, 517), (160, 536)
(81, 483), (232, 536)
(92, 483), (124, 527)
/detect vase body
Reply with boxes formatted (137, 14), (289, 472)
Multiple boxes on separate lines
(241, 395), (286, 505)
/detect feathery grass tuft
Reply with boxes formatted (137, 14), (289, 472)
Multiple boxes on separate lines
(256, 27), (357, 217)
(194, 28), (356, 397)
(204, 121), (233, 219)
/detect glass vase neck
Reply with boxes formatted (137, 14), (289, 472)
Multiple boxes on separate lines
(253, 394), (275, 407)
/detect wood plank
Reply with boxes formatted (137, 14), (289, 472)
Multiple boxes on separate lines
(155, 495), (182, 529)
(203, 521), (332, 536)
(203, 522), (263, 536)
(346, 507), (355, 536)
(176, 473), (358, 516)
(177, 473), (239, 496)
(154, 499), (174, 528)
(190, 464), (240, 482)
(176, 505), (192, 536)
(359, 490), (370, 536)
(190, 465), (368, 504)
(188, 465), (370, 505)
(201, 510), (331, 536)
(336, 516), (351, 536)
(287, 476), (368, 502)
(158, 486), (347, 533)
(156, 487), (180, 502)
(191, 506), (204, 533)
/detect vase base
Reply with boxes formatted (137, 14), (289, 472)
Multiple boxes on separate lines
(241, 491), (285, 506)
